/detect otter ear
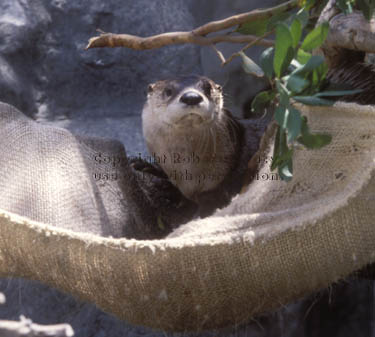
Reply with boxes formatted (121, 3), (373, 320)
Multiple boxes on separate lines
(147, 83), (155, 94)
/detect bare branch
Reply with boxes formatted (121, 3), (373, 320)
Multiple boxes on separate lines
(222, 30), (275, 66)
(85, 0), (297, 50)
(211, 45), (226, 64)
(191, 0), (298, 36)
(86, 32), (274, 50)
(317, 0), (340, 25)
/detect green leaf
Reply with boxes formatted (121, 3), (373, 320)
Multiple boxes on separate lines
(239, 51), (265, 77)
(293, 95), (334, 106)
(251, 90), (275, 114)
(273, 23), (295, 77)
(300, 22), (329, 51)
(311, 62), (328, 88)
(275, 105), (287, 127)
(295, 9), (309, 28)
(271, 126), (282, 171)
(291, 55), (324, 77)
(274, 105), (302, 142)
(260, 47), (274, 79)
(285, 74), (310, 93)
(236, 18), (268, 36)
(286, 106), (302, 142)
(267, 12), (293, 31)
(279, 129), (290, 154)
(278, 158), (293, 181)
(297, 116), (332, 149)
(276, 80), (290, 106)
(296, 49), (312, 64)
(288, 56), (328, 97)
(290, 19), (302, 49)
(271, 127), (290, 169)
(315, 89), (363, 97)
(271, 127), (293, 177)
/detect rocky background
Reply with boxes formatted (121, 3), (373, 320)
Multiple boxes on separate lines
(0, 0), (373, 336)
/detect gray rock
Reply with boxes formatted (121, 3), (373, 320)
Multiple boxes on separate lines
(0, 0), (201, 128)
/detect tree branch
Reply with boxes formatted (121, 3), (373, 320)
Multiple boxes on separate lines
(223, 30), (275, 66)
(317, 0), (340, 25)
(191, 0), (298, 36)
(86, 32), (274, 50)
(85, 0), (298, 51)
(211, 45), (226, 64)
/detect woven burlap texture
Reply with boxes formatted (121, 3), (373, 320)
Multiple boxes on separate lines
(0, 101), (374, 332)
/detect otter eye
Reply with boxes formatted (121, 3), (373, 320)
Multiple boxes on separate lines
(164, 88), (173, 97)
(201, 81), (212, 97)
(216, 84), (222, 92)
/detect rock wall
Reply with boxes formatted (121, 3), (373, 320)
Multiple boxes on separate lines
(0, 0), (201, 120)
(0, 0), (202, 154)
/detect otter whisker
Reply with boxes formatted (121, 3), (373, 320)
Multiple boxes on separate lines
(221, 113), (239, 149)
(198, 127), (208, 155)
(209, 125), (217, 156)
(200, 126), (210, 158)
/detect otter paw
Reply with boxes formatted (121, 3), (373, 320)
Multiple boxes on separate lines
(129, 158), (168, 179)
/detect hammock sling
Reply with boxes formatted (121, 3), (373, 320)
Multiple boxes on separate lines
(0, 101), (374, 331)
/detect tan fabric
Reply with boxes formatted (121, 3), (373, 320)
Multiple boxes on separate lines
(0, 101), (374, 332)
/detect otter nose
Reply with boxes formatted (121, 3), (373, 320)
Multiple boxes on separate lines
(180, 92), (203, 106)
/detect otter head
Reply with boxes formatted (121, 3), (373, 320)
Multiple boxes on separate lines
(142, 75), (238, 201)
(144, 75), (223, 127)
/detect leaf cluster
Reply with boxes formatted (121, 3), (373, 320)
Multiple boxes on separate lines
(238, 4), (362, 181)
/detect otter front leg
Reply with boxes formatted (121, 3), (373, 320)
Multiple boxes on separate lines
(122, 158), (197, 239)
(129, 157), (168, 179)
(117, 159), (163, 239)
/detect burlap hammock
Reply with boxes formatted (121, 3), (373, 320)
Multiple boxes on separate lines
(0, 100), (374, 332)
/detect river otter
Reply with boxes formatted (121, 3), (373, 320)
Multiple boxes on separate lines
(142, 76), (242, 202)
(128, 75), (267, 237)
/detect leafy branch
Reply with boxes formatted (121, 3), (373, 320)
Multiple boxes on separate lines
(238, 1), (366, 180)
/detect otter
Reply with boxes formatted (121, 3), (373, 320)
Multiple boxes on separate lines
(142, 76), (242, 203)
(127, 75), (267, 238)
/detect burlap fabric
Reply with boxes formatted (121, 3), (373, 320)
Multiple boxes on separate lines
(0, 101), (374, 332)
